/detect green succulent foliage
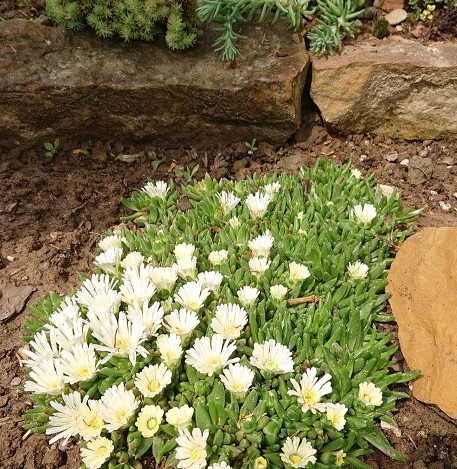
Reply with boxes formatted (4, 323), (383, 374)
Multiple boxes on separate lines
(372, 18), (389, 39)
(45, 0), (201, 50)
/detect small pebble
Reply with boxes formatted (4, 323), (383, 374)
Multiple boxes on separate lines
(385, 8), (408, 25)
(418, 149), (429, 157)
(385, 153), (398, 162)
(395, 25), (403, 31)
(453, 192), (457, 200)
(430, 190), (438, 196)
(7, 255), (14, 262)
(379, 184), (397, 198)
(439, 201), (452, 212)
(11, 377), (21, 386)
(360, 154), (368, 161)
(400, 158), (409, 166)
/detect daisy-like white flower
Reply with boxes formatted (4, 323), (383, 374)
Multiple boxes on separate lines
(164, 309), (200, 337)
(46, 391), (88, 444)
(174, 243), (195, 260)
(220, 363), (254, 398)
(98, 234), (122, 252)
(208, 250), (228, 266)
(325, 403), (348, 431)
(270, 285), (288, 300)
(249, 257), (271, 277)
(150, 265), (179, 292)
(358, 382), (383, 406)
(53, 316), (89, 352)
(120, 251), (144, 270)
(209, 463), (232, 469)
(120, 276), (156, 307)
(20, 330), (60, 368)
(217, 191), (241, 215)
(136, 404), (164, 438)
(77, 399), (104, 441)
(228, 217), (240, 229)
(250, 340), (294, 375)
(85, 290), (122, 336)
(248, 231), (274, 258)
(237, 286), (259, 307)
(254, 457), (268, 469)
(289, 262), (311, 282)
(127, 301), (164, 337)
(80, 436), (114, 469)
(176, 256), (198, 280)
(134, 363), (172, 398)
(94, 248), (123, 275)
(335, 450), (346, 466)
(157, 333), (183, 367)
(185, 334), (239, 376)
(211, 303), (248, 340)
(245, 192), (271, 219)
(100, 383), (139, 432)
(347, 261), (369, 280)
(175, 427), (209, 469)
(142, 181), (169, 199)
(351, 168), (362, 179)
(197, 271), (223, 293)
(165, 405), (194, 429)
(174, 282), (210, 312)
(24, 358), (65, 395)
(280, 436), (317, 468)
(264, 182), (281, 196)
(76, 274), (119, 309)
(47, 296), (80, 328)
(288, 367), (332, 414)
(353, 203), (377, 225)
(61, 343), (98, 384)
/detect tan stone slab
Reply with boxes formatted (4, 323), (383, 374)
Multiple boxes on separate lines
(387, 227), (457, 419)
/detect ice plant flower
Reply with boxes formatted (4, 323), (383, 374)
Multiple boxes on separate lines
(325, 403), (348, 431)
(250, 340), (294, 375)
(185, 334), (239, 376)
(175, 427), (209, 469)
(24, 358), (65, 396)
(52, 316), (89, 352)
(228, 217), (240, 228)
(335, 450), (346, 466)
(100, 383), (139, 432)
(149, 265), (179, 292)
(77, 399), (104, 441)
(61, 343), (98, 384)
(245, 192), (271, 218)
(174, 282), (210, 311)
(288, 367), (333, 413)
(289, 262), (311, 282)
(264, 182), (281, 195)
(136, 404), (164, 438)
(353, 203), (377, 225)
(165, 404), (194, 429)
(94, 248), (123, 275)
(248, 230), (274, 258)
(220, 363), (255, 397)
(176, 256), (198, 280)
(20, 330), (60, 368)
(249, 256), (271, 277)
(280, 436), (317, 468)
(76, 273), (119, 309)
(211, 303), (248, 340)
(47, 296), (80, 328)
(347, 260), (369, 280)
(270, 284), (288, 300)
(120, 275), (156, 306)
(254, 457), (268, 469)
(134, 363), (173, 398)
(351, 168), (362, 179)
(358, 381), (383, 406)
(80, 436), (114, 469)
(237, 285), (259, 306)
(157, 333), (183, 367)
(164, 308), (200, 337)
(217, 191), (241, 215)
(142, 180), (169, 199)
(197, 271), (223, 293)
(208, 249), (229, 266)
(174, 242), (195, 260)
(98, 234), (122, 252)
(120, 251), (144, 270)
(127, 301), (164, 337)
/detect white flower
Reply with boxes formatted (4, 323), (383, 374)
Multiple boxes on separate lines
(61, 343), (98, 384)
(136, 405), (164, 438)
(379, 184), (397, 198)
(53, 316), (89, 352)
(94, 248), (123, 275)
(157, 333), (183, 367)
(347, 260), (369, 280)
(174, 243), (195, 260)
(248, 231), (274, 258)
(288, 367), (332, 414)
(280, 436), (317, 468)
(351, 168), (362, 179)
(325, 403), (348, 431)
(208, 250), (228, 266)
(46, 391), (88, 444)
(176, 256), (198, 280)
(353, 203), (377, 225)
(20, 330), (60, 368)
(220, 363), (254, 398)
(120, 276), (156, 306)
(228, 217), (240, 228)
(164, 309), (200, 337)
(174, 282), (210, 312)
(264, 182), (281, 196)
(250, 340), (294, 375)
(197, 271), (223, 293)
(289, 262), (311, 282)
(127, 301), (164, 337)
(85, 289), (122, 337)
(185, 334), (239, 376)
(358, 382), (383, 406)
(176, 427), (209, 469)
(100, 383), (139, 432)
(80, 436), (114, 469)
(217, 191), (240, 215)
(270, 285), (288, 300)
(254, 457), (268, 469)
(24, 358), (65, 395)
(237, 286), (259, 307)
(249, 257), (271, 277)
(98, 234), (122, 252)
(76, 274), (119, 309)
(47, 296), (80, 328)
(211, 303), (248, 340)
(142, 181), (169, 199)
(209, 463), (232, 469)
(120, 251), (145, 270)
(150, 265), (179, 291)
(165, 404), (194, 429)
(335, 450), (346, 466)
(77, 399), (104, 441)
(245, 192), (271, 219)
(134, 363), (173, 398)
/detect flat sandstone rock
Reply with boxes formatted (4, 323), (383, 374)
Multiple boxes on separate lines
(387, 227), (457, 419)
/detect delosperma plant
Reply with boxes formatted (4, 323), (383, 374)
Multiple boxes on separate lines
(21, 159), (421, 469)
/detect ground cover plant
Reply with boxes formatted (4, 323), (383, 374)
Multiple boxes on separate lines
(21, 159), (421, 469)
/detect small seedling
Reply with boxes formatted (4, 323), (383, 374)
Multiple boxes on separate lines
(149, 151), (165, 171)
(176, 164), (200, 182)
(245, 138), (258, 155)
(44, 138), (60, 159)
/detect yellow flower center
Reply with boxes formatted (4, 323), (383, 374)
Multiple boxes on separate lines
(210, 358), (220, 367)
(50, 381), (59, 389)
(224, 325), (237, 335)
(77, 366), (90, 378)
(302, 390), (317, 406)
(88, 417), (103, 429)
(96, 446), (108, 457)
(165, 352), (177, 362)
(147, 418), (157, 430)
(187, 300), (200, 310)
(265, 359), (277, 369)
(115, 337), (131, 353)
(149, 380), (160, 392)
(290, 454), (302, 464)
(192, 448), (202, 460)
(117, 409), (127, 421)
(254, 456), (268, 469)
(234, 383), (244, 391)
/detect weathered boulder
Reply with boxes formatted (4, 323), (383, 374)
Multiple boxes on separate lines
(310, 37), (457, 140)
(0, 20), (309, 150)
(387, 227), (457, 419)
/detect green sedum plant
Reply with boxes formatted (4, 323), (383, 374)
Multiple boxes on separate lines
(45, 0), (201, 50)
(22, 160), (421, 469)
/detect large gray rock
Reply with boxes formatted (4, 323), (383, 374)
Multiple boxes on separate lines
(0, 20), (309, 150)
(310, 37), (457, 140)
